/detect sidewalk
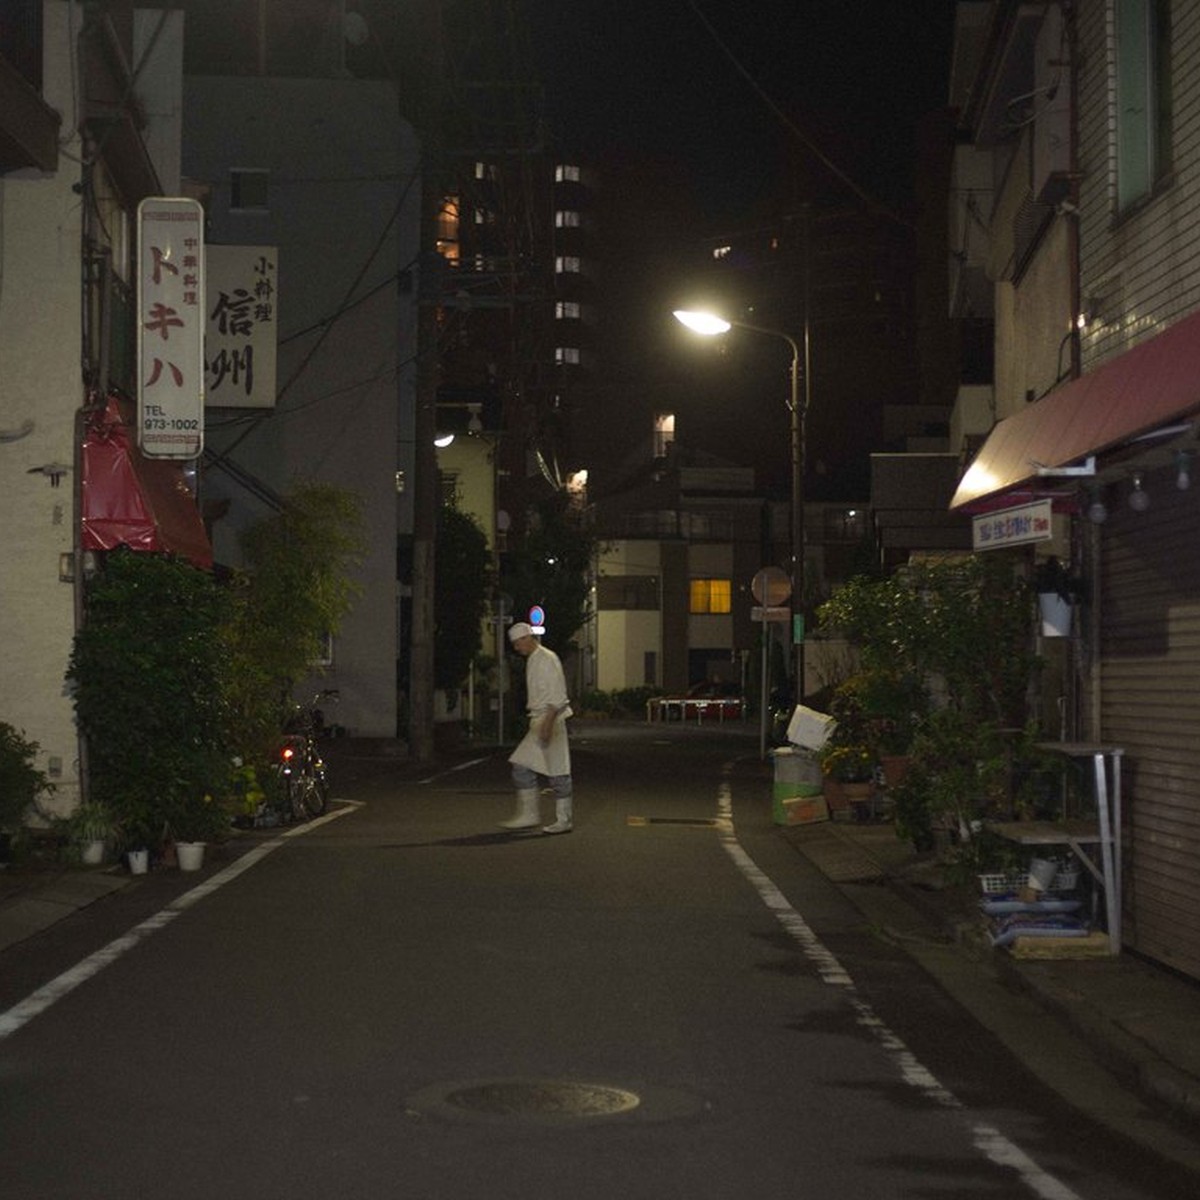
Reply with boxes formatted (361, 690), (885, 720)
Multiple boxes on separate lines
(779, 816), (1200, 1141)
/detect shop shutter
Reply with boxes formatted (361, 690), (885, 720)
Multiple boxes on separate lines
(1098, 466), (1200, 981)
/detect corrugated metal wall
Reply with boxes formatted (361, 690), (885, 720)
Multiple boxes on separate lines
(1099, 462), (1200, 981)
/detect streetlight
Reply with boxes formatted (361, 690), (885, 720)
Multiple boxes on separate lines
(673, 308), (810, 703)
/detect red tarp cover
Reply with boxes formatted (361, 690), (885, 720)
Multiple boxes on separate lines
(81, 393), (213, 568)
(951, 309), (1200, 510)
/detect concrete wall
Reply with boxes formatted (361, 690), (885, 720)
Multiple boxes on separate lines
(183, 76), (420, 738)
(0, 3), (94, 813)
(593, 539), (661, 692)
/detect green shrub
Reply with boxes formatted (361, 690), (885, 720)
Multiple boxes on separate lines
(67, 550), (234, 849)
(0, 723), (53, 833)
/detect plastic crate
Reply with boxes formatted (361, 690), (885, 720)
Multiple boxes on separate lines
(978, 871), (1026, 895)
(979, 867), (1081, 895)
(1051, 867), (1081, 892)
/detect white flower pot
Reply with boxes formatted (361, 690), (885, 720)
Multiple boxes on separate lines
(1038, 592), (1073, 637)
(81, 839), (106, 865)
(176, 841), (206, 872)
(127, 848), (149, 875)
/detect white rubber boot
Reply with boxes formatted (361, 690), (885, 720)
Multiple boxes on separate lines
(543, 794), (573, 835)
(499, 787), (540, 830)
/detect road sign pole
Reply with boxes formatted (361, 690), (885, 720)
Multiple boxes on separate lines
(760, 629), (770, 760)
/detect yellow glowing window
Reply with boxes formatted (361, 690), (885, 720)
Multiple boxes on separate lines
(690, 579), (731, 614)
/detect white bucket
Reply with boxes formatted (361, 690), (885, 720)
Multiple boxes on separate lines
(127, 849), (149, 875)
(1027, 857), (1059, 891)
(176, 842), (206, 872)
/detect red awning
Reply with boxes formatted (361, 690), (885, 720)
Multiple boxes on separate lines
(951, 310), (1200, 510)
(81, 393), (213, 569)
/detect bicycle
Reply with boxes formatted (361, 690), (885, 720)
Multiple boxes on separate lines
(263, 689), (338, 825)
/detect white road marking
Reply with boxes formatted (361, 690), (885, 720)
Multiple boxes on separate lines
(0, 803), (361, 1042)
(716, 773), (1082, 1200)
(417, 757), (492, 784)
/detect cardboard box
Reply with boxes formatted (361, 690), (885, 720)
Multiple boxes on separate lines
(776, 795), (830, 826)
(785, 705), (837, 751)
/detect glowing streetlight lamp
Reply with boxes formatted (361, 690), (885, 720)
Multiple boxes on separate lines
(673, 308), (810, 702)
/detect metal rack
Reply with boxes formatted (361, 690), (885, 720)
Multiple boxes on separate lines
(991, 743), (1123, 954)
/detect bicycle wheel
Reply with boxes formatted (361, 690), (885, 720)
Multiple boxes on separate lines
(298, 768), (328, 818)
(283, 775), (308, 823)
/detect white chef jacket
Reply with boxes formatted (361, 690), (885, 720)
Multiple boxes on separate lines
(508, 643), (573, 777)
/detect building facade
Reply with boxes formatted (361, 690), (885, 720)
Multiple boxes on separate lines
(1, 3), (193, 814)
(949, 0), (1200, 982)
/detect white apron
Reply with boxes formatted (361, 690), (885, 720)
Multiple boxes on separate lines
(508, 707), (572, 777)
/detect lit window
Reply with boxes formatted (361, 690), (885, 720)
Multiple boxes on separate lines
(474, 161), (497, 181)
(230, 168), (269, 211)
(555, 210), (580, 228)
(555, 164), (580, 182)
(555, 256), (581, 273)
(1116, 0), (1173, 211)
(653, 413), (675, 458)
(690, 579), (731, 614)
(555, 347), (580, 365)
(436, 195), (460, 263)
(556, 301), (580, 319)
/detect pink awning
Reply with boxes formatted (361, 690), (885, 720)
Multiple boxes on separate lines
(951, 310), (1200, 510)
(81, 393), (212, 569)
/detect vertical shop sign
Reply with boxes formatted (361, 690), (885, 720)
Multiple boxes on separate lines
(137, 197), (205, 458)
(205, 244), (278, 408)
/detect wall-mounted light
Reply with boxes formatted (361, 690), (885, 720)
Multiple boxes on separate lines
(467, 404), (483, 435)
(1086, 483), (1108, 524)
(1176, 450), (1193, 491)
(1129, 472), (1151, 513)
(434, 433), (455, 448)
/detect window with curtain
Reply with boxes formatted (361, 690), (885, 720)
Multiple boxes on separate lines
(689, 579), (731, 614)
(1116, 0), (1173, 212)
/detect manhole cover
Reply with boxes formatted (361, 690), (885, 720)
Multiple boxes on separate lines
(447, 1081), (640, 1116)
(406, 1078), (706, 1126)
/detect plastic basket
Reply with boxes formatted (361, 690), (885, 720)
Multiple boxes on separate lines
(978, 871), (1026, 895)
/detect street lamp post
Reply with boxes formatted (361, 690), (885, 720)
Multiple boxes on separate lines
(673, 309), (808, 703)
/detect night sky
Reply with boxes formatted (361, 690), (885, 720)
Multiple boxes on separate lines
(524, 1), (961, 501)
(529, 1), (959, 221)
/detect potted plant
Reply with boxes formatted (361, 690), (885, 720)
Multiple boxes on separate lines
(831, 668), (928, 786)
(65, 800), (119, 865)
(166, 790), (231, 871)
(817, 741), (876, 819)
(0, 723), (54, 866)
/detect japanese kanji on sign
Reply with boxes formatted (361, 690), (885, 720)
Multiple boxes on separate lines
(137, 197), (205, 459)
(205, 244), (278, 409)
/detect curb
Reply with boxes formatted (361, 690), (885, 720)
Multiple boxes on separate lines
(781, 818), (1200, 1139)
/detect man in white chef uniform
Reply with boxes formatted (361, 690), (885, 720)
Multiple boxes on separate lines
(499, 622), (574, 834)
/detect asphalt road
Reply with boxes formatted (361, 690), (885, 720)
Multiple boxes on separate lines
(0, 723), (1193, 1198)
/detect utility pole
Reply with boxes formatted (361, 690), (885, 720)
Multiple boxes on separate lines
(407, 2), (446, 763)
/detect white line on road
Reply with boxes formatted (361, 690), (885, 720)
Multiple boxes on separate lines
(0, 803), (362, 1042)
(716, 774), (1082, 1200)
(417, 756), (493, 784)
